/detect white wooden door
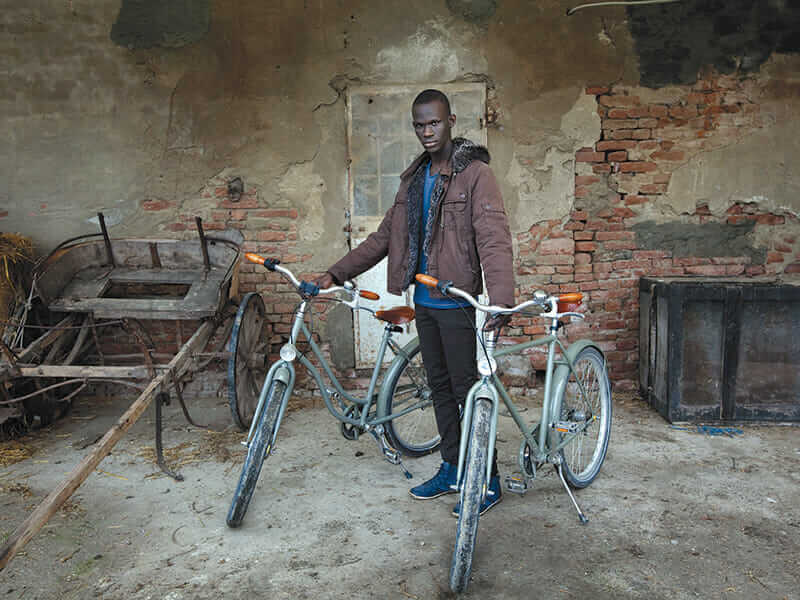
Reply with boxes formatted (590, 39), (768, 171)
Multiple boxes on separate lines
(347, 83), (487, 367)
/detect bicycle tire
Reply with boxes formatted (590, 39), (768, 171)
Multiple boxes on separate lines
(450, 397), (492, 593)
(226, 379), (286, 528)
(552, 346), (612, 488)
(383, 343), (440, 457)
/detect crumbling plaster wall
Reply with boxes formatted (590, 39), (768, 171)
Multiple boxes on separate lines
(3, 0), (629, 258)
(665, 60), (800, 220)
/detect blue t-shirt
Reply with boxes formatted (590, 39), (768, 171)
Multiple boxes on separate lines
(413, 163), (470, 309)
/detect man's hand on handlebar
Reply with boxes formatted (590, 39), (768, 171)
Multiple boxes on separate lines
(483, 311), (512, 332)
(314, 272), (336, 290)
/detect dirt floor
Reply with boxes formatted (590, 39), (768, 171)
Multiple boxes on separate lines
(1, 388), (798, 599)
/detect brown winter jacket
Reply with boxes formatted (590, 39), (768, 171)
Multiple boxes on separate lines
(328, 138), (515, 307)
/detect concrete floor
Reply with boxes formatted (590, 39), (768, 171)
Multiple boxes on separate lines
(1, 389), (798, 599)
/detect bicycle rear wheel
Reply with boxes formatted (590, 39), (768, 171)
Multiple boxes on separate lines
(226, 379), (286, 528)
(552, 346), (612, 488)
(450, 397), (492, 593)
(383, 343), (440, 457)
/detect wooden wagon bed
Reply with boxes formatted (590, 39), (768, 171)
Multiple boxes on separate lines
(0, 217), (248, 571)
(37, 228), (243, 320)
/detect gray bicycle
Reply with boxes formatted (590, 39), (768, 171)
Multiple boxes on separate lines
(226, 253), (439, 528)
(415, 274), (612, 593)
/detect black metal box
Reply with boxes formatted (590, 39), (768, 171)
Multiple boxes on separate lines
(639, 277), (800, 422)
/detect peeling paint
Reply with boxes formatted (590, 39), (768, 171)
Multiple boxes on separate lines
(665, 101), (800, 217)
(86, 209), (125, 228)
(506, 89), (601, 227)
(560, 92), (602, 149)
(374, 18), (486, 82)
(507, 147), (573, 224)
(277, 162), (326, 241)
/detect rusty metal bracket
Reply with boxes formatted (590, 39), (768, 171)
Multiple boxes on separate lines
(154, 390), (184, 481)
(97, 212), (116, 268)
(124, 319), (183, 481)
(172, 375), (206, 429)
(196, 217), (211, 273)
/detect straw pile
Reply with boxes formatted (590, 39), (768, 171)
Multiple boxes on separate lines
(137, 428), (246, 476)
(0, 439), (34, 466)
(0, 232), (34, 330)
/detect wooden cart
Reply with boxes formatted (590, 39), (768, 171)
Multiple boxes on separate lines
(0, 214), (268, 570)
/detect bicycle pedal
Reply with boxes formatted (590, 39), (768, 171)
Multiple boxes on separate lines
(552, 421), (580, 433)
(382, 446), (401, 464)
(505, 475), (530, 495)
(368, 429), (401, 464)
(371, 433), (412, 478)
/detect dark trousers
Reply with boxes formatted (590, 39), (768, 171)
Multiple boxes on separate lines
(415, 305), (498, 476)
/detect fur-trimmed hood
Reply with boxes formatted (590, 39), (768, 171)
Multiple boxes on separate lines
(401, 137), (491, 180)
(450, 138), (490, 173)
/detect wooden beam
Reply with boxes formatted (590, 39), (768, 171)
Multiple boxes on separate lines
(16, 365), (163, 379)
(0, 316), (77, 379)
(0, 320), (215, 571)
(18, 316), (76, 360)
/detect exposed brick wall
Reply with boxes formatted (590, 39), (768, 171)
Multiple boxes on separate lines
(514, 73), (799, 390)
(121, 173), (336, 403)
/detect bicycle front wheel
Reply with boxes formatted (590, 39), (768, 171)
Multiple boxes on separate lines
(226, 379), (286, 528)
(383, 343), (440, 457)
(552, 346), (612, 488)
(450, 397), (492, 594)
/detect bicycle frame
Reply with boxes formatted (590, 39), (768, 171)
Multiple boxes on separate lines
(244, 297), (431, 446)
(455, 329), (601, 494)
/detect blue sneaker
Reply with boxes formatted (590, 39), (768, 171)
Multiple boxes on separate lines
(409, 462), (458, 499)
(451, 475), (502, 517)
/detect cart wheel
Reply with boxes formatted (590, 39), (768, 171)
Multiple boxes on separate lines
(0, 408), (33, 440)
(40, 315), (90, 420)
(228, 293), (269, 431)
(4, 308), (89, 436)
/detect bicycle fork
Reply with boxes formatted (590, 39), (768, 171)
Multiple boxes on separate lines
(242, 360), (294, 450)
(454, 382), (501, 503)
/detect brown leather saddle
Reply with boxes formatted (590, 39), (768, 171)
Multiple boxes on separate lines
(375, 306), (415, 325)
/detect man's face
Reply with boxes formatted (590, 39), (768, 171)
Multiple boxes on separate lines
(412, 100), (455, 155)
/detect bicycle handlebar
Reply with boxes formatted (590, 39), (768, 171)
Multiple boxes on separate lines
(414, 274), (584, 319)
(245, 252), (380, 301)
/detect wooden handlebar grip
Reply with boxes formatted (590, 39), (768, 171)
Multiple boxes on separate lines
(244, 252), (265, 265)
(359, 290), (380, 300)
(415, 274), (439, 288)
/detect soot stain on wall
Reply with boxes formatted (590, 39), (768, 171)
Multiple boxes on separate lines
(632, 221), (766, 262)
(111, 0), (210, 49)
(446, 0), (498, 24)
(628, 0), (800, 88)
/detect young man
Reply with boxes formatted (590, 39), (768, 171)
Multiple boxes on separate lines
(316, 89), (514, 515)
